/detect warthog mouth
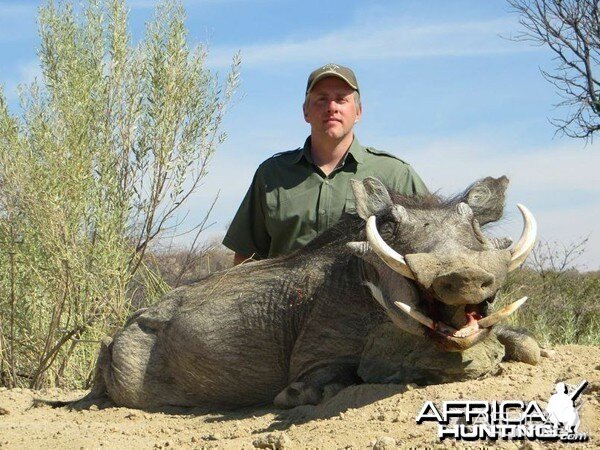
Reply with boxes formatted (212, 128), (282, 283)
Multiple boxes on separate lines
(365, 281), (528, 352)
(396, 294), (528, 351)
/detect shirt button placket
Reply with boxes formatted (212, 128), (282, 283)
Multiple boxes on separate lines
(322, 178), (330, 229)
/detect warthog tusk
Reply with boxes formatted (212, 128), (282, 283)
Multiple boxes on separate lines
(508, 204), (537, 272)
(477, 296), (528, 328)
(394, 301), (436, 330)
(365, 216), (416, 280)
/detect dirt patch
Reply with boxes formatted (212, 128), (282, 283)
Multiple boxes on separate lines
(1, 345), (598, 449)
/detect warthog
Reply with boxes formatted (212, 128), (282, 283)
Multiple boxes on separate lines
(72, 176), (538, 409)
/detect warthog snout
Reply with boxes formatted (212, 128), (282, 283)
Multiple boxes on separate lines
(431, 267), (496, 305)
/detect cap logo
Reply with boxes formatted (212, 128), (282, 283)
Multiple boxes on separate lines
(322, 63), (340, 71)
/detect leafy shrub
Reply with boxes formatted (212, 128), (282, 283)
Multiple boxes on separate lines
(0, 0), (239, 388)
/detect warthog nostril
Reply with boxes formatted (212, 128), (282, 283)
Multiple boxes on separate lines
(481, 277), (494, 289)
(472, 275), (495, 293)
(441, 282), (454, 291)
(432, 276), (458, 295)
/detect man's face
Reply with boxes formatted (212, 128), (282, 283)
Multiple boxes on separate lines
(303, 77), (362, 142)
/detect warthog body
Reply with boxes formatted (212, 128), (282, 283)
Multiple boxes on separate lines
(79, 176), (539, 409)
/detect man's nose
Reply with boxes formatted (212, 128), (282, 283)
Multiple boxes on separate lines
(326, 99), (338, 112)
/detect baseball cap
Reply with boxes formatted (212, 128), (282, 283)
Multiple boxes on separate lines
(305, 63), (359, 95)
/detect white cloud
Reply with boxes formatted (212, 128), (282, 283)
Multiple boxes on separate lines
(207, 17), (536, 68)
(404, 137), (600, 195)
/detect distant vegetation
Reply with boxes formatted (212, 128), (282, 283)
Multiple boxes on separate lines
(502, 268), (599, 346)
(499, 238), (599, 347)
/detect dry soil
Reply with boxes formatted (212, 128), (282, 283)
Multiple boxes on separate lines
(0, 345), (598, 449)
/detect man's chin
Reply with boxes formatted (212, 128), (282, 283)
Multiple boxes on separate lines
(321, 128), (349, 141)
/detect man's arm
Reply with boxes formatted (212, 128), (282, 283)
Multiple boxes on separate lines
(222, 167), (271, 261)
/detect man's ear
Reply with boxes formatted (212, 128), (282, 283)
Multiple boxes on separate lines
(355, 104), (362, 124)
(303, 99), (309, 123)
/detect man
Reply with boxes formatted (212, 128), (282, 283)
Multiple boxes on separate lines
(223, 63), (427, 264)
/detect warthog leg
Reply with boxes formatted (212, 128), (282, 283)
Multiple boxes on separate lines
(273, 365), (361, 408)
(493, 325), (541, 365)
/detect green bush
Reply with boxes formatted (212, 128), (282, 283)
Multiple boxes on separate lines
(0, 0), (239, 389)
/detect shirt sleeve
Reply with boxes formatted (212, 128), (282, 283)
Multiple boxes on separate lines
(387, 163), (428, 196)
(406, 165), (428, 195)
(222, 167), (271, 259)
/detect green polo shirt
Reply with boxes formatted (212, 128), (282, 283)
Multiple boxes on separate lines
(223, 137), (427, 259)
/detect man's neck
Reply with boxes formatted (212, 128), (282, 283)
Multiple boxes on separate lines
(310, 133), (354, 176)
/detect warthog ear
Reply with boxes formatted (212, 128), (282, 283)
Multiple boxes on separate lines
(351, 177), (393, 220)
(463, 176), (509, 226)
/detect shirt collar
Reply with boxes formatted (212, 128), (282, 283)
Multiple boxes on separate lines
(295, 135), (366, 165)
(347, 136), (366, 164)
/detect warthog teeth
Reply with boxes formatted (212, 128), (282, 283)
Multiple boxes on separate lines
(393, 301), (436, 330)
(452, 323), (480, 338)
(477, 296), (528, 328)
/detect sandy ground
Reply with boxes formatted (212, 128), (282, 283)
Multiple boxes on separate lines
(0, 344), (598, 449)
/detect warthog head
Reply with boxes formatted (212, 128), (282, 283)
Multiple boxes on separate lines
(349, 176), (536, 352)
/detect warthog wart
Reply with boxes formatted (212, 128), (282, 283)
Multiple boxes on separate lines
(61, 175), (539, 410)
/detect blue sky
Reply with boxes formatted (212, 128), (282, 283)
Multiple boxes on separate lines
(1, 0), (599, 270)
